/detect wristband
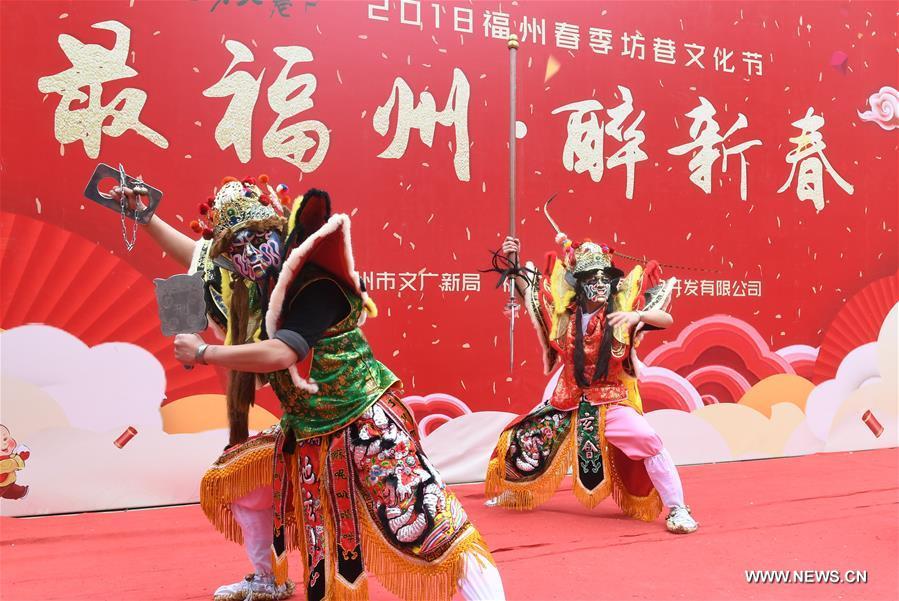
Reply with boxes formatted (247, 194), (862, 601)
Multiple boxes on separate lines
(196, 343), (209, 365)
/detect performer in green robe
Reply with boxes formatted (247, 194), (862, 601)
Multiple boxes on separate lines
(145, 176), (506, 601)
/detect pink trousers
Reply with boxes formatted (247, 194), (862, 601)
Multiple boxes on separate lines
(603, 404), (686, 509)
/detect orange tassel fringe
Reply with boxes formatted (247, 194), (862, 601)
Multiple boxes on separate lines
(201, 439), (278, 545)
(357, 499), (494, 601)
(485, 421), (575, 511)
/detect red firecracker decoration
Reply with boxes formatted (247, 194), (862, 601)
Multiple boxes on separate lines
(114, 426), (138, 449)
(862, 410), (884, 438)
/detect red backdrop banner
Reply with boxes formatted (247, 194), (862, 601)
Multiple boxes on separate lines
(1, 2), (896, 500)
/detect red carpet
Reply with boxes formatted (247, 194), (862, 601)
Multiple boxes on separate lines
(1, 448), (896, 600)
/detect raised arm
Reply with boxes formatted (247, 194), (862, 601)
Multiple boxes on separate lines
(501, 236), (531, 298)
(110, 185), (197, 268)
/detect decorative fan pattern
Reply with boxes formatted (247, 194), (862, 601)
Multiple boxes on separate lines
(0, 212), (223, 404)
(813, 272), (898, 383)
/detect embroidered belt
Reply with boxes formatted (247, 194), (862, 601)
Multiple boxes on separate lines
(580, 383), (627, 406)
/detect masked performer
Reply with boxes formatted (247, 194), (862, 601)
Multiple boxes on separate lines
(116, 177), (505, 601)
(485, 229), (698, 535)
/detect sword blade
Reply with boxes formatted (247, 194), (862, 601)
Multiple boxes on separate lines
(509, 303), (515, 374)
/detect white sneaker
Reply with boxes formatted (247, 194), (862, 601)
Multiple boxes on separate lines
(666, 505), (699, 534)
(213, 574), (295, 601)
(484, 491), (515, 507)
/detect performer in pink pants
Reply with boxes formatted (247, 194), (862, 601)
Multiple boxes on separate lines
(485, 232), (698, 534)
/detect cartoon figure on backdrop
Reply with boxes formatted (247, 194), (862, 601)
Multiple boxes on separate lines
(0, 424), (31, 500)
(109, 179), (505, 601)
(483, 199), (699, 535)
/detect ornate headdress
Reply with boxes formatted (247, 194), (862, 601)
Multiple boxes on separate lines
(552, 232), (619, 282)
(569, 240), (615, 276)
(541, 194), (618, 278)
(191, 175), (291, 259)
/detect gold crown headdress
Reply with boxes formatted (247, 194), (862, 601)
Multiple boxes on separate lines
(542, 194), (616, 276)
(190, 175), (292, 258)
(570, 241), (614, 275)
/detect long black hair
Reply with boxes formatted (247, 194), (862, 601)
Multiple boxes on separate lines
(572, 268), (623, 387)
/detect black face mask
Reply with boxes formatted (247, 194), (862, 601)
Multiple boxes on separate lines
(581, 274), (611, 303)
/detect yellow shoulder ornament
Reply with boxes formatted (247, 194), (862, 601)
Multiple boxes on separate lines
(611, 264), (645, 346)
(546, 256), (576, 341)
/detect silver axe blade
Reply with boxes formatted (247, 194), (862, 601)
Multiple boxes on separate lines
(154, 273), (208, 369)
(84, 163), (163, 224)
